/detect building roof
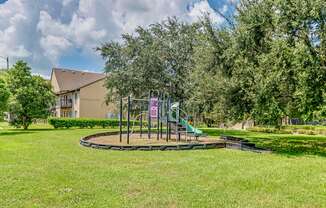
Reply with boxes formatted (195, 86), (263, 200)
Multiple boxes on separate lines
(51, 68), (106, 94)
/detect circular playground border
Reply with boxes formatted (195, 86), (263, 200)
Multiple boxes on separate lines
(80, 131), (226, 151)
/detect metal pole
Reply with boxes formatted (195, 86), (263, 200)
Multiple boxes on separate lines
(168, 97), (171, 141)
(140, 113), (143, 138)
(148, 91), (151, 140)
(166, 97), (169, 142)
(127, 96), (131, 144)
(6, 57), (9, 70)
(192, 109), (195, 141)
(160, 97), (163, 139)
(157, 94), (160, 141)
(119, 97), (123, 143)
(176, 103), (180, 142)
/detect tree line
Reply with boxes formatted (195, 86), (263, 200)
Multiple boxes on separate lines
(98, 0), (326, 126)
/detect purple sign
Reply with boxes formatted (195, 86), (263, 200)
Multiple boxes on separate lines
(150, 98), (158, 118)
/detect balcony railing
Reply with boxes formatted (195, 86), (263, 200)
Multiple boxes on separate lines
(60, 99), (72, 108)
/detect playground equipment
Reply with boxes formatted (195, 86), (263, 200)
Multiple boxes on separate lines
(119, 91), (203, 144)
(80, 92), (270, 152)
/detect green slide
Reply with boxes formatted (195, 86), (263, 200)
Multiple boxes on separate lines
(168, 102), (203, 137)
(179, 118), (203, 137)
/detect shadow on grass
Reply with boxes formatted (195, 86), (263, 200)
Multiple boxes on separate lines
(252, 139), (326, 157)
(201, 128), (326, 157)
(0, 127), (113, 135)
(0, 131), (36, 137)
(200, 128), (250, 137)
(0, 127), (69, 137)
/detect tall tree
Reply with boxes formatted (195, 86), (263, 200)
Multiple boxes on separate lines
(223, 0), (326, 124)
(98, 17), (198, 102)
(188, 16), (232, 125)
(7, 61), (55, 129)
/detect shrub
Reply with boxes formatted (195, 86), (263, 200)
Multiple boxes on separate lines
(48, 118), (146, 129)
(247, 127), (292, 134)
(248, 126), (326, 135)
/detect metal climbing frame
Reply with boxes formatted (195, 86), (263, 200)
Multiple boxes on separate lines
(118, 91), (202, 144)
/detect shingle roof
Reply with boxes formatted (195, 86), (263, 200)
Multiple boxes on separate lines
(52, 68), (106, 93)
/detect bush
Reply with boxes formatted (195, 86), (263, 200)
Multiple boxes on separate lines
(248, 126), (326, 135)
(247, 127), (292, 134)
(48, 118), (146, 129)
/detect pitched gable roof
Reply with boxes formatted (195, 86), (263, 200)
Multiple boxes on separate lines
(51, 68), (106, 94)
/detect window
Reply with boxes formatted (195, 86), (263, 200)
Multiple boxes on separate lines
(75, 93), (78, 101)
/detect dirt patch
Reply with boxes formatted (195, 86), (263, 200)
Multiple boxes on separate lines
(88, 133), (221, 146)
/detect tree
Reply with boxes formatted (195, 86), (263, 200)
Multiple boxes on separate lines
(97, 17), (199, 102)
(204, 0), (326, 125)
(233, 0), (326, 124)
(6, 61), (55, 129)
(0, 76), (10, 116)
(187, 16), (232, 125)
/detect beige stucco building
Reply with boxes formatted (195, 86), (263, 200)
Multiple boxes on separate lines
(50, 68), (116, 118)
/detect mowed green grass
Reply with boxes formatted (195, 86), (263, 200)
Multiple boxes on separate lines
(202, 128), (326, 156)
(0, 125), (325, 208)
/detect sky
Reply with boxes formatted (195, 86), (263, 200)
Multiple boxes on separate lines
(0, 0), (233, 77)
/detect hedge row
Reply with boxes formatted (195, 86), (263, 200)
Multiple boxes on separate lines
(247, 126), (326, 135)
(282, 125), (326, 131)
(48, 118), (146, 129)
(247, 127), (292, 134)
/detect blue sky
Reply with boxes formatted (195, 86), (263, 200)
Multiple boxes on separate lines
(0, 0), (232, 77)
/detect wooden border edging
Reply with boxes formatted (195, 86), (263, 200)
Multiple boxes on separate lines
(80, 132), (271, 152)
(80, 131), (225, 151)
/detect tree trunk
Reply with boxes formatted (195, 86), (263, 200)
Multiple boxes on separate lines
(241, 121), (245, 129)
(22, 116), (29, 130)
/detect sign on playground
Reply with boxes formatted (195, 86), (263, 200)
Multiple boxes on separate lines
(150, 97), (158, 118)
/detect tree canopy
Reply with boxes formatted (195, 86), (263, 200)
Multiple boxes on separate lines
(98, 17), (199, 102)
(98, 0), (326, 126)
(6, 61), (55, 129)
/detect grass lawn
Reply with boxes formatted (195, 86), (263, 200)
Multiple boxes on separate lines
(202, 128), (326, 157)
(0, 124), (325, 207)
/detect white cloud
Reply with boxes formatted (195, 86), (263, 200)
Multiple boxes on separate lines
(38, 11), (69, 37)
(37, 10), (106, 61)
(187, 0), (224, 25)
(0, 0), (223, 75)
(69, 15), (107, 46)
(0, 0), (47, 70)
(221, 4), (228, 14)
(40, 35), (71, 63)
(62, 0), (74, 7)
(10, 45), (31, 58)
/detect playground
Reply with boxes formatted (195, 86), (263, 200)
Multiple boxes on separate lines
(80, 92), (223, 150)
